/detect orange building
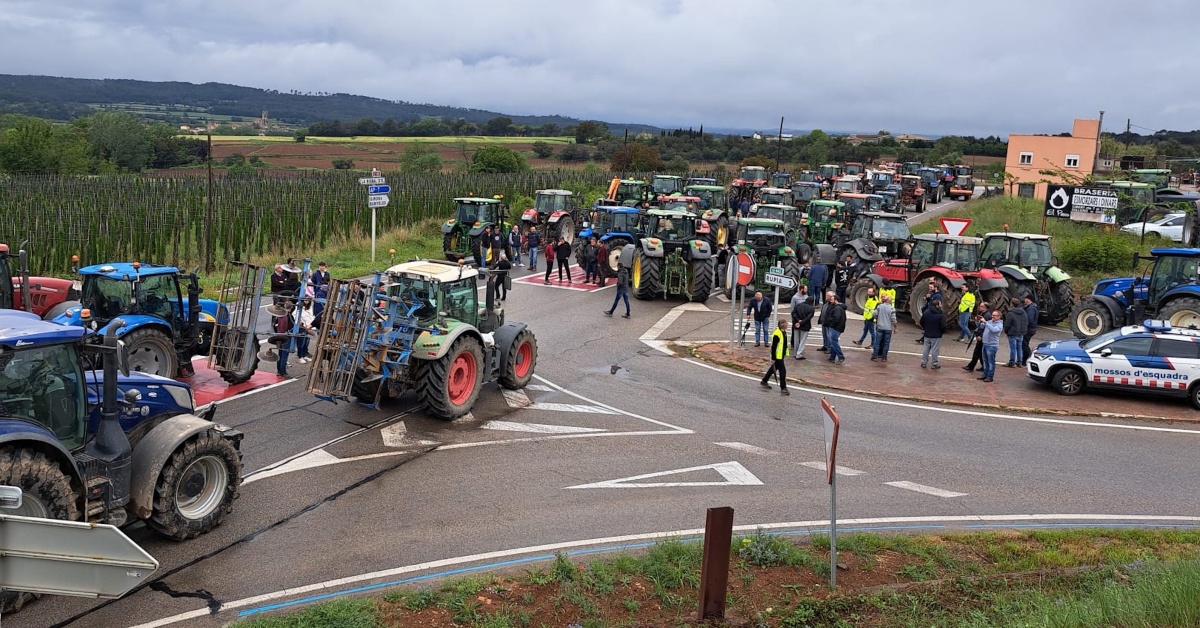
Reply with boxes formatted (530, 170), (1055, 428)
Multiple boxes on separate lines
(1004, 118), (1101, 200)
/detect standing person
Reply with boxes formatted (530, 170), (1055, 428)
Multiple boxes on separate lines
(962, 301), (990, 372)
(479, 225), (493, 267)
(914, 279), (942, 344)
(955, 281), (977, 342)
(270, 264), (289, 294)
(919, 299), (946, 369)
(834, 255), (852, 304)
(604, 261), (631, 318)
(595, 240), (609, 286)
(583, 237), (600, 284)
(716, 244), (729, 290)
(526, 229), (541, 272)
(310, 261), (330, 318)
(760, 316), (791, 396)
(295, 297), (314, 364)
(488, 225), (505, 267)
(1003, 297), (1028, 367)
(738, 198), (751, 218)
(825, 293), (847, 363)
(792, 293), (814, 360)
(542, 243), (555, 284)
(816, 292), (833, 352)
(979, 309), (1004, 382)
(555, 237), (573, 283)
(273, 302), (294, 377)
(508, 225), (523, 267)
(807, 257), (828, 305)
(495, 253), (512, 301)
(853, 286), (878, 349)
(746, 291), (773, 347)
(1022, 295), (1039, 366)
(872, 293), (897, 361)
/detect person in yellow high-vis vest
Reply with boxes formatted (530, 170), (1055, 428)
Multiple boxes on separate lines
(760, 316), (790, 396)
(955, 283), (977, 342)
(853, 287), (880, 349)
(880, 286), (897, 311)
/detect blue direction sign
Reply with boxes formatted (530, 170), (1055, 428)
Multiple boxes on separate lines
(368, 184), (391, 195)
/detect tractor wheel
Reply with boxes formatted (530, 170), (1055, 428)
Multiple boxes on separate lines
(219, 333), (260, 385)
(442, 232), (458, 259)
(980, 288), (1010, 318)
(147, 432), (240, 540)
(352, 370), (384, 405)
(796, 242), (812, 264)
(0, 447), (79, 613)
(633, 248), (662, 300)
(908, 276), (958, 327)
(604, 237), (632, 276)
(689, 258), (714, 303)
(41, 300), (79, 321)
(715, 215), (729, 247)
(499, 329), (538, 389)
(1159, 298), (1200, 330)
(416, 335), (484, 420)
(779, 257), (802, 302)
(557, 216), (575, 246)
(572, 238), (586, 272)
(847, 279), (876, 315)
(1069, 299), (1114, 339)
(124, 327), (180, 378)
(1043, 281), (1076, 325)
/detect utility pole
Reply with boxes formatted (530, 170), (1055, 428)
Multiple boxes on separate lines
(205, 133), (214, 273)
(1093, 111), (1104, 177)
(776, 117), (785, 171)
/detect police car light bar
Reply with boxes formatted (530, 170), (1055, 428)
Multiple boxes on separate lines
(1143, 319), (1172, 332)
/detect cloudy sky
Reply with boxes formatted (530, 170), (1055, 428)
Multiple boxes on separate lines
(1, 0), (1196, 136)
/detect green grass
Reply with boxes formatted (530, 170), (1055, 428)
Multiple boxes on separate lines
(232, 597), (378, 627)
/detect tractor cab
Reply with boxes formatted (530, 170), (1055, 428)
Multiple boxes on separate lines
(831, 177), (860, 196)
(734, 218), (789, 257)
(684, 184), (725, 211)
(844, 162), (864, 177)
(771, 173), (792, 188)
(1131, 169), (1172, 189)
(865, 194), (886, 212)
(758, 187), (792, 206)
(651, 175), (685, 197)
(877, 190), (900, 212)
(838, 193), (870, 222)
(797, 170), (819, 183)
(657, 195), (702, 215)
(1093, 181), (1158, 225)
(735, 166), (768, 185)
(868, 170), (896, 192)
(901, 162), (923, 176)
(751, 203), (796, 223)
(611, 179), (652, 206)
(850, 212), (911, 259)
(0, 323), (89, 450)
(802, 200), (847, 244)
(531, 189), (573, 215)
(954, 165), (973, 177)
(453, 197), (502, 228)
(1146, 249), (1200, 312)
(643, 210), (700, 244)
(385, 260), (495, 332)
(910, 234), (980, 274)
(980, 233), (1054, 273)
(918, 167), (943, 192)
(586, 206), (642, 238)
(686, 177), (717, 187)
(791, 182), (822, 207)
(818, 164), (843, 180)
(444, 196), (510, 261)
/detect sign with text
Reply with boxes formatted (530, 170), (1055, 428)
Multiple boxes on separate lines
(763, 272), (795, 289)
(1044, 185), (1118, 224)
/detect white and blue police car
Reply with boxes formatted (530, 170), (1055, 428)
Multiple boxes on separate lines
(1027, 320), (1200, 408)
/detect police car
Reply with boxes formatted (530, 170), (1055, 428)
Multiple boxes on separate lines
(1027, 320), (1200, 408)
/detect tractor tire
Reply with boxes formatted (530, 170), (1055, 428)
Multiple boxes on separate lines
(633, 248), (662, 300)
(556, 215), (575, 246)
(572, 238), (586, 273)
(415, 335), (484, 420)
(499, 329), (538, 390)
(1068, 299), (1114, 339)
(908, 276), (958, 328)
(1042, 281), (1076, 325)
(796, 242), (812, 264)
(847, 279), (876, 315)
(715, 215), (730, 247)
(980, 288), (1010, 318)
(219, 333), (260, 385)
(41, 300), (80, 321)
(779, 256), (802, 302)
(604, 237), (632, 276)
(0, 447), (79, 614)
(1159, 297), (1200, 331)
(690, 258), (714, 303)
(147, 431), (241, 541)
(442, 232), (459, 260)
(352, 371), (384, 405)
(124, 327), (180, 378)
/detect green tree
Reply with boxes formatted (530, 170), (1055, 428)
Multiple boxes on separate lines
(531, 141), (554, 159)
(331, 158), (355, 170)
(574, 120), (609, 145)
(0, 115), (59, 173)
(609, 143), (664, 172)
(398, 143), (443, 173)
(294, 128), (307, 142)
(484, 116), (514, 136)
(471, 145), (528, 173)
(85, 111), (152, 171)
(663, 155), (690, 172)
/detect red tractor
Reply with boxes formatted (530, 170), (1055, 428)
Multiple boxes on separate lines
(728, 165), (768, 209)
(846, 234), (1010, 327)
(899, 175), (927, 212)
(0, 242), (77, 319)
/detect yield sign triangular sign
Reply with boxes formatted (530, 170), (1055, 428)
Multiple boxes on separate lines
(939, 217), (972, 237)
(564, 461), (763, 489)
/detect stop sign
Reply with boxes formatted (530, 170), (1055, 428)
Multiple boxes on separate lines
(736, 252), (754, 287)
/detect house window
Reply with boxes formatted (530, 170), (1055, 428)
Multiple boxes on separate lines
(1065, 154), (1080, 168)
(1018, 183), (1036, 198)
(1019, 152), (1033, 165)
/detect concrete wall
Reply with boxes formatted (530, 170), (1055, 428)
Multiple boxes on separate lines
(1004, 118), (1101, 199)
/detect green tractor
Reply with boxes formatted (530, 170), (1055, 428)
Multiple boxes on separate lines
(688, 183), (730, 246)
(729, 216), (802, 301)
(651, 174), (686, 198)
(631, 206), (714, 303)
(441, 196), (511, 264)
(979, 232), (1074, 325)
(751, 203), (804, 250)
(605, 177), (654, 207)
(796, 199), (847, 263)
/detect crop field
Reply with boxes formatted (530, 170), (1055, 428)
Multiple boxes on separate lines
(197, 136), (576, 171)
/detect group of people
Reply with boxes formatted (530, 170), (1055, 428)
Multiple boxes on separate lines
(268, 261), (330, 378)
(961, 294), (1039, 382)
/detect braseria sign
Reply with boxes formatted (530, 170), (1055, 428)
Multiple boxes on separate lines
(1044, 184), (1118, 224)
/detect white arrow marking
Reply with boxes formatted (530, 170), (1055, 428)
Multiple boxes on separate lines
(501, 389), (532, 408)
(381, 422), (407, 447)
(244, 448), (419, 485)
(526, 384), (554, 392)
(800, 461), (865, 476)
(500, 389), (616, 414)
(885, 481), (966, 498)
(482, 421), (607, 434)
(565, 461), (762, 489)
(714, 442), (776, 456)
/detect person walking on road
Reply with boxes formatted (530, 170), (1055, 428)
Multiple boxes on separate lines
(962, 301), (990, 372)
(1003, 297), (1028, 367)
(716, 244), (729, 290)
(526, 229), (541, 272)
(1022, 295), (1039, 366)
(825, 293), (847, 363)
(853, 286), (878, 350)
(807, 259), (828, 306)
(495, 253), (512, 301)
(604, 261), (631, 318)
(872, 292), (897, 361)
(747, 291), (773, 347)
(980, 309), (1004, 382)
(555, 237), (573, 283)
(919, 299), (946, 368)
(542, 241), (555, 284)
(760, 316), (791, 396)
(791, 292), (814, 360)
(595, 240), (609, 286)
(955, 282), (977, 342)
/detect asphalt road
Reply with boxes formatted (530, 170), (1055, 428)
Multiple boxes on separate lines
(27, 193), (1200, 628)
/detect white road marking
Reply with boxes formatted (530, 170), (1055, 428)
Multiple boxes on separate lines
(565, 461), (763, 489)
(885, 481), (967, 498)
(526, 384), (554, 392)
(381, 422), (407, 447)
(714, 442), (776, 455)
(243, 449), (413, 485)
(482, 421), (607, 434)
(527, 402), (617, 414)
(680, 357), (1200, 435)
(800, 461), (865, 476)
(638, 302), (711, 354)
(244, 411), (414, 479)
(452, 412), (476, 423)
(131, 513), (1200, 628)
(195, 376), (298, 414)
(501, 388), (532, 408)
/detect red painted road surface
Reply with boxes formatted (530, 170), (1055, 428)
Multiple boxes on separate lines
(513, 268), (612, 292)
(179, 360), (287, 408)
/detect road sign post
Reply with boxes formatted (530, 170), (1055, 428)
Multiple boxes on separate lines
(0, 513), (158, 599)
(360, 174), (389, 263)
(728, 256), (739, 347)
(820, 397), (842, 589)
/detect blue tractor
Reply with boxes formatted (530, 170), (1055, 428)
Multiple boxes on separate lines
(577, 204), (645, 276)
(0, 311), (244, 611)
(50, 262), (260, 383)
(1069, 248), (1200, 339)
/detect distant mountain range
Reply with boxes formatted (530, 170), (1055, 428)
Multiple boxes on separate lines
(0, 74), (662, 134)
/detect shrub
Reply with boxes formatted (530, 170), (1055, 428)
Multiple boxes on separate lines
(1058, 233), (1136, 274)
(331, 158), (355, 170)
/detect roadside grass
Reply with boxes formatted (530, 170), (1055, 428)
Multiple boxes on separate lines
(196, 217), (444, 298)
(231, 528), (1200, 628)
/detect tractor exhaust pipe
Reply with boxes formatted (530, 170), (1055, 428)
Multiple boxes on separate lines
(17, 240), (31, 313)
(85, 318), (134, 509)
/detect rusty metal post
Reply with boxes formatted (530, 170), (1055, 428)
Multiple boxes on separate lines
(698, 506), (734, 620)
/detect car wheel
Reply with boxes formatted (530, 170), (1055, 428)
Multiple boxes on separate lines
(1050, 367), (1086, 396)
(1190, 383), (1200, 410)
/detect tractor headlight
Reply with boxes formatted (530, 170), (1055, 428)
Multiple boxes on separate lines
(166, 384), (196, 411)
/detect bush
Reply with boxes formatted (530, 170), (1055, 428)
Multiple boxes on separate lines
(331, 158), (355, 170)
(1058, 233), (1136, 274)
